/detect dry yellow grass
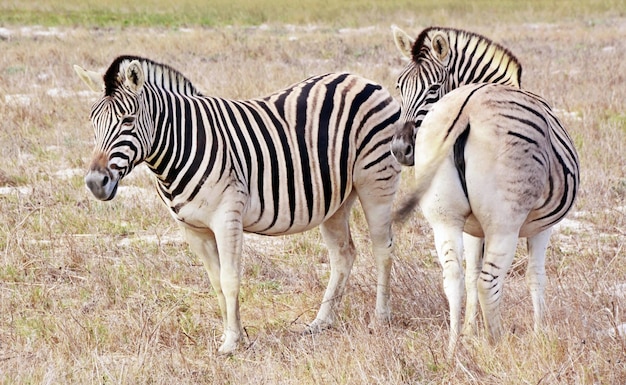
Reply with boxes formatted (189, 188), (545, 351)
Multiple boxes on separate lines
(1, 12), (625, 385)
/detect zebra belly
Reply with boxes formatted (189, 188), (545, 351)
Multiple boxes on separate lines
(241, 188), (351, 236)
(462, 214), (549, 239)
(463, 215), (484, 238)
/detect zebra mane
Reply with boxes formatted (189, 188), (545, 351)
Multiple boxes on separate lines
(103, 55), (202, 97)
(411, 26), (522, 85)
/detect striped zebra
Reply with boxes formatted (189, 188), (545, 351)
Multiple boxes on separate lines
(390, 26), (522, 166)
(390, 27), (580, 354)
(74, 56), (402, 354)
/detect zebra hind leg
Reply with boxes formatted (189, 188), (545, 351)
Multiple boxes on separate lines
(306, 194), (358, 334)
(461, 233), (484, 337)
(358, 192), (396, 324)
(431, 223), (465, 356)
(526, 228), (551, 334)
(478, 233), (519, 343)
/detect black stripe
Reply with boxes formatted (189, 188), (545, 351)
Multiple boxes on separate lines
(319, 74), (349, 215)
(507, 130), (538, 146)
(490, 58), (514, 84)
(176, 100), (210, 200)
(340, 82), (376, 201)
(295, 80), (318, 222)
(458, 40), (480, 82)
(453, 123), (470, 198)
(218, 102), (247, 181)
(508, 99), (549, 134)
(356, 105), (398, 157)
(465, 46), (489, 82)
(224, 103), (252, 186)
(245, 104), (280, 231)
(457, 40), (473, 81)
(444, 83), (490, 140)
(474, 56), (496, 83)
(363, 149), (392, 170)
(532, 144), (578, 225)
(232, 102), (265, 225)
(500, 114), (544, 136)
(258, 102), (296, 227)
(154, 94), (180, 178)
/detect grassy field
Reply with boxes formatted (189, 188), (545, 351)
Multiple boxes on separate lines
(1, 0), (624, 27)
(1, 1), (625, 384)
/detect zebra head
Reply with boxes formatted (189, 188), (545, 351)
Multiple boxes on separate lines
(392, 26), (449, 123)
(74, 58), (152, 201)
(390, 26), (522, 165)
(390, 26), (448, 165)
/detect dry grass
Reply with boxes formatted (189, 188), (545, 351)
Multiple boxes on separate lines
(1, 9), (625, 385)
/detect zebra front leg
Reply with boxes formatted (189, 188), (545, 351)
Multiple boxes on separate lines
(183, 221), (245, 354)
(462, 233), (484, 337)
(212, 218), (245, 354)
(307, 199), (356, 333)
(182, 227), (233, 350)
(478, 233), (518, 343)
(526, 228), (551, 333)
(431, 223), (465, 356)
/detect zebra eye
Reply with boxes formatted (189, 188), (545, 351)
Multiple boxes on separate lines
(121, 116), (135, 126)
(428, 84), (441, 93)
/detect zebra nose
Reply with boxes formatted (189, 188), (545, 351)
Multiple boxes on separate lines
(391, 140), (415, 166)
(85, 170), (118, 201)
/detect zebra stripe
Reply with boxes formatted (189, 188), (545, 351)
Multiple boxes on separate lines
(390, 27), (580, 356)
(75, 56), (401, 354)
(391, 26), (522, 165)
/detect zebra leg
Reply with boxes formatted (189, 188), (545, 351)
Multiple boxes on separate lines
(212, 219), (245, 354)
(461, 233), (484, 337)
(181, 227), (229, 346)
(526, 228), (551, 333)
(307, 195), (357, 333)
(418, 159), (471, 356)
(477, 233), (519, 343)
(431, 223), (465, 356)
(182, 224), (244, 355)
(358, 191), (395, 323)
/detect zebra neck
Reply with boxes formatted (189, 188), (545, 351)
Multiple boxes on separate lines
(449, 35), (521, 88)
(142, 95), (209, 191)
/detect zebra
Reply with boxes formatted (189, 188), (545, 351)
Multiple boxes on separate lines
(390, 27), (580, 355)
(390, 26), (522, 166)
(74, 55), (402, 354)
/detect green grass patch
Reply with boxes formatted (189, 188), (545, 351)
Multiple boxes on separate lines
(2, 0), (624, 27)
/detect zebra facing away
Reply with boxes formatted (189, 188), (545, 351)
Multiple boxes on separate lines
(390, 27), (580, 355)
(390, 25), (522, 166)
(74, 56), (402, 354)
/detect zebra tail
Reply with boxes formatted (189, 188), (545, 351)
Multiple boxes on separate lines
(392, 191), (420, 224)
(392, 91), (475, 226)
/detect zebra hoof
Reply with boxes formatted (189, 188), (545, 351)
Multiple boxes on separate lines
(217, 329), (244, 355)
(303, 318), (332, 335)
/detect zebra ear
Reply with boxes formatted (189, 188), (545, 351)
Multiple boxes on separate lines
(431, 33), (450, 65)
(124, 60), (145, 93)
(73, 65), (104, 93)
(392, 25), (414, 59)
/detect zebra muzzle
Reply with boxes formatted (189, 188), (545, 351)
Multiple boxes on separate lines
(85, 154), (119, 201)
(390, 121), (416, 166)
